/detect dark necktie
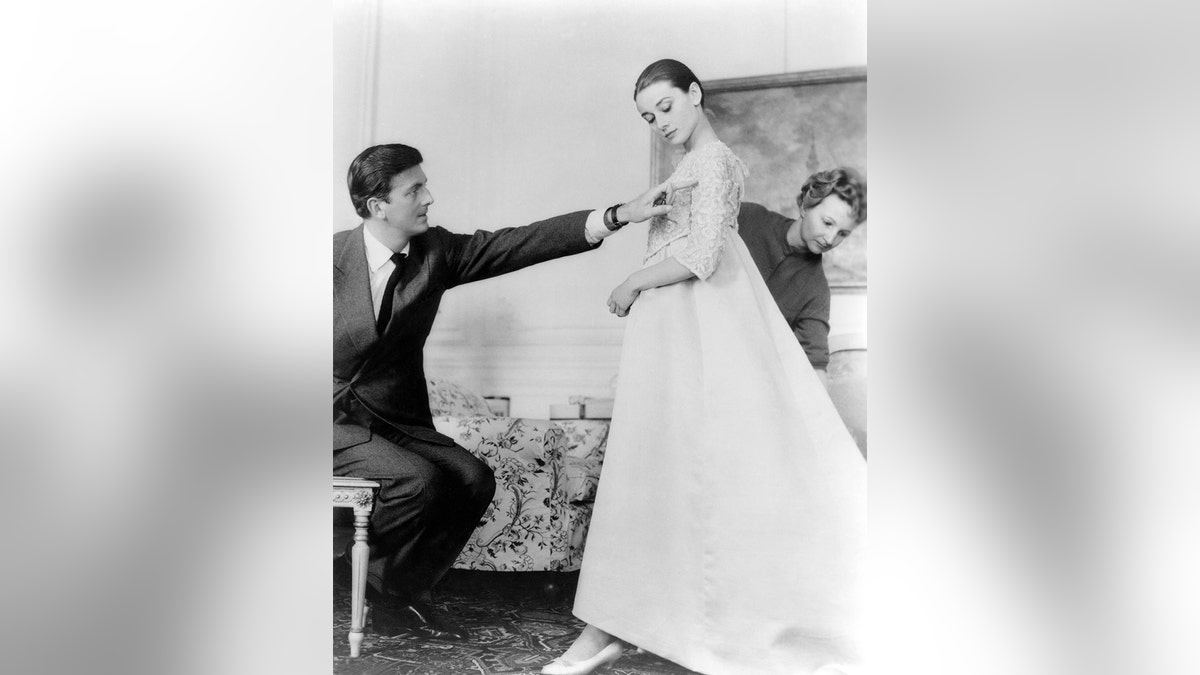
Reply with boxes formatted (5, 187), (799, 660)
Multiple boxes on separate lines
(376, 251), (406, 334)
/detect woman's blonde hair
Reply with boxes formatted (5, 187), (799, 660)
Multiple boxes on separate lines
(797, 167), (867, 223)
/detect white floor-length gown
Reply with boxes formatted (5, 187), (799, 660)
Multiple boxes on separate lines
(573, 141), (866, 674)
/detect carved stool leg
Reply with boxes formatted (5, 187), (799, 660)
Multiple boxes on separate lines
(349, 507), (371, 657)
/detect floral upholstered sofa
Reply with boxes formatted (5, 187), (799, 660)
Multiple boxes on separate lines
(426, 378), (610, 572)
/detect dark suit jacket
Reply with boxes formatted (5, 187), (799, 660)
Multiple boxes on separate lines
(737, 202), (831, 369)
(334, 211), (595, 451)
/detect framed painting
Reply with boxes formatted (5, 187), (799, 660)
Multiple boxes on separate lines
(651, 67), (867, 290)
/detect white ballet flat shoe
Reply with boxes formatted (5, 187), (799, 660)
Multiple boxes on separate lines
(540, 641), (623, 675)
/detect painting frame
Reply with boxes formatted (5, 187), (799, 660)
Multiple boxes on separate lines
(651, 66), (867, 291)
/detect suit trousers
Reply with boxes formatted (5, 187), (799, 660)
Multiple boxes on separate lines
(333, 423), (496, 601)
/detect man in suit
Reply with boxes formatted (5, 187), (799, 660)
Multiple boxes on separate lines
(736, 168), (867, 384)
(334, 143), (687, 640)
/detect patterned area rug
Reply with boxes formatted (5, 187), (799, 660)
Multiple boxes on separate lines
(333, 570), (696, 675)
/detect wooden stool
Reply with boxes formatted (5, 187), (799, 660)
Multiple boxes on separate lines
(332, 477), (380, 657)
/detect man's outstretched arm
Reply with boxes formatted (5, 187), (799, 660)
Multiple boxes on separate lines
(444, 178), (697, 286)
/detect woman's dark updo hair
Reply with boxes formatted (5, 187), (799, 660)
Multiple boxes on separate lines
(797, 167), (867, 224)
(634, 59), (705, 109)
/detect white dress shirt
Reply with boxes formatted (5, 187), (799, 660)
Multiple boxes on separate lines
(364, 211), (613, 319)
(582, 209), (613, 245)
(363, 226), (410, 321)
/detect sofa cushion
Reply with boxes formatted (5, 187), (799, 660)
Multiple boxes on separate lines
(564, 457), (602, 503)
(426, 377), (494, 417)
(433, 414), (576, 571)
(554, 419), (610, 462)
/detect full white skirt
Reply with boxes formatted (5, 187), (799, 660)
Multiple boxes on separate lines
(574, 230), (867, 675)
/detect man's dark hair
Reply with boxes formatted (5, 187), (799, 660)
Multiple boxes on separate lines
(347, 144), (424, 219)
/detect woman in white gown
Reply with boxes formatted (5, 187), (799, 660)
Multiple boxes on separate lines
(543, 59), (867, 675)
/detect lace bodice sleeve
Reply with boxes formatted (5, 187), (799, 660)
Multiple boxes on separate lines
(648, 143), (746, 281)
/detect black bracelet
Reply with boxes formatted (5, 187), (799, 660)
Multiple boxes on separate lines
(604, 203), (628, 231)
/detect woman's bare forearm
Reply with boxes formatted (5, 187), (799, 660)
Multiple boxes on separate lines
(627, 257), (695, 291)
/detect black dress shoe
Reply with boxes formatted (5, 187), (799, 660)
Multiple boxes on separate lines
(372, 602), (467, 641)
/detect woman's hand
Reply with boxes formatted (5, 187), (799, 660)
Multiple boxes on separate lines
(607, 280), (641, 317)
(617, 178), (698, 224)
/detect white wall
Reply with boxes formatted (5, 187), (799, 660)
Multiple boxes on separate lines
(334, 0), (867, 416)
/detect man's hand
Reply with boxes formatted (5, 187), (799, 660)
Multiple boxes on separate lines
(607, 280), (641, 317)
(617, 178), (699, 224)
